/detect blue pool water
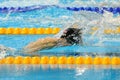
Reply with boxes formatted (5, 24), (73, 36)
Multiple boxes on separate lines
(0, 35), (120, 54)
(0, 65), (120, 80)
(0, 0), (120, 80)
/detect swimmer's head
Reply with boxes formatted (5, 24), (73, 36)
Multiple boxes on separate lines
(60, 28), (82, 44)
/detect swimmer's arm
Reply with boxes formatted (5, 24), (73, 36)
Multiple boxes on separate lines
(25, 42), (57, 53)
(24, 37), (68, 53)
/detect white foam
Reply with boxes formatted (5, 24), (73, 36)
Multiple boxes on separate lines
(0, 45), (16, 58)
(0, 0), (59, 7)
(0, 0), (120, 7)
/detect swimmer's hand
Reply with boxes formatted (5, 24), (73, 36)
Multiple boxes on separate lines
(23, 37), (60, 53)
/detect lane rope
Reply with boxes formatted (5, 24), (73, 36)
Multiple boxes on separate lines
(0, 5), (119, 14)
(0, 27), (120, 35)
(0, 56), (120, 65)
(0, 27), (60, 34)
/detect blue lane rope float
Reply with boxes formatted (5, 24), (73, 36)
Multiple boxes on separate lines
(0, 5), (50, 13)
(65, 7), (120, 14)
(0, 5), (119, 14)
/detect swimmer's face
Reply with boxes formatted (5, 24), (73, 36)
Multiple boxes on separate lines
(61, 28), (75, 38)
(61, 30), (67, 37)
(63, 30), (67, 34)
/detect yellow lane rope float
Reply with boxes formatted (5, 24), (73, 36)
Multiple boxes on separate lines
(0, 27), (120, 35)
(0, 27), (60, 34)
(0, 56), (120, 65)
(91, 27), (120, 34)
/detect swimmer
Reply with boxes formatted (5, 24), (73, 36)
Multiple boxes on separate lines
(24, 27), (82, 53)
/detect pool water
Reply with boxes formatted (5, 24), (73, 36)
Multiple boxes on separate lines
(0, 35), (120, 55)
(0, 0), (120, 80)
(0, 64), (120, 80)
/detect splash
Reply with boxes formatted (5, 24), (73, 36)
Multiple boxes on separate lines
(88, 11), (120, 46)
(0, 0), (120, 7)
(55, 10), (120, 47)
(0, 0), (59, 7)
(0, 45), (16, 59)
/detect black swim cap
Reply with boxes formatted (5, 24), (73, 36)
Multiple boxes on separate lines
(60, 28), (82, 44)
